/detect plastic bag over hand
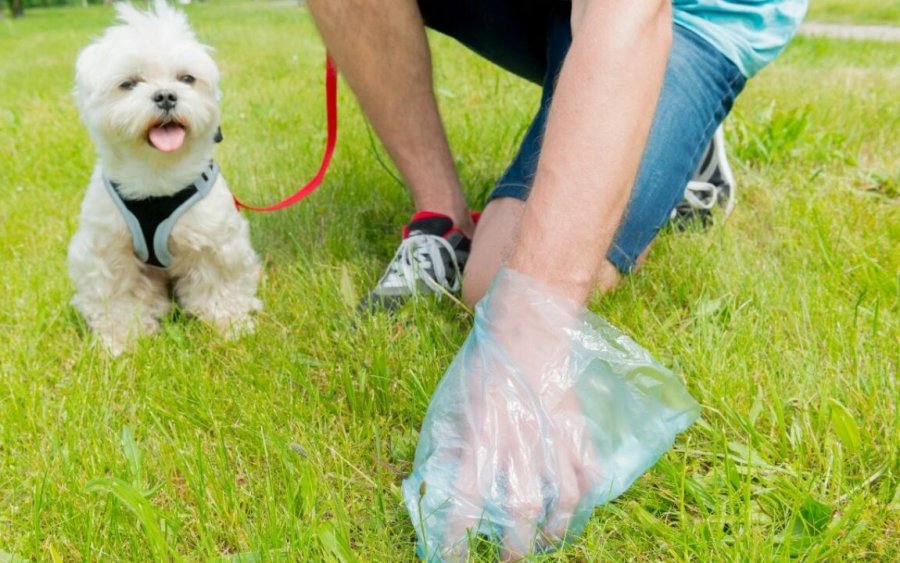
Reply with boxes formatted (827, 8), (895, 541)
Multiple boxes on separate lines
(402, 268), (700, 561)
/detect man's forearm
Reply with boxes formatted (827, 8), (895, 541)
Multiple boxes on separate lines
(508, 0), (672, 303)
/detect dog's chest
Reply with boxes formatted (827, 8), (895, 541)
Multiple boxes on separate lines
(104, 162), (220, 269)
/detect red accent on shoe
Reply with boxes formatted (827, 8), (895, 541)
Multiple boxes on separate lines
(402, 210), (480, 239)
(403, 211), (453, 239)
(410, 210), (450, 223)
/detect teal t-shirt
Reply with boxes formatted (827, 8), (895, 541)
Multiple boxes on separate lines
(673, 0), (808, 77)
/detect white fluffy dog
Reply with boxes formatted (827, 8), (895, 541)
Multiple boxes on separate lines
(69, 0), (262, 355)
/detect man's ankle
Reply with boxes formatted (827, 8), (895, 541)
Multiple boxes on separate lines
(411, 208), (477, 239)
(454, 213), (476, 239)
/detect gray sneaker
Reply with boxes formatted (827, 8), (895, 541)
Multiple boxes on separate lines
(358, 212), (471, 313)
(670, 125), (736, 228)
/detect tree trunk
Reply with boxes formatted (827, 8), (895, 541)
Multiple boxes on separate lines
(10, 0), (25, 18)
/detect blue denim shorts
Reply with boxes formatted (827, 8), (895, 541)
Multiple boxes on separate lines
(419, 0), (747, 272)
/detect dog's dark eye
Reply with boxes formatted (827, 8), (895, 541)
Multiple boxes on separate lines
(178, 74), (196, 85)
(119, 79), (138, 91)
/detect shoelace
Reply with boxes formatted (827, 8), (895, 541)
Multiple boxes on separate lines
(382, 234), (461, 294)
(681, 180), (719, 211)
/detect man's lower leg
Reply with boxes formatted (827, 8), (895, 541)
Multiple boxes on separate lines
(306, 0), (474, 236)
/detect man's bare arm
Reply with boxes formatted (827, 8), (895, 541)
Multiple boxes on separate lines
(508, 0), (672, 303)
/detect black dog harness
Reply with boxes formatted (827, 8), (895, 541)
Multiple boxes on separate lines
(104, 161), (219, 269)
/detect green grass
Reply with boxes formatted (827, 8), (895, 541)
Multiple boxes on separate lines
(1, 1), (898, 561)
(807, 0), (900, 26)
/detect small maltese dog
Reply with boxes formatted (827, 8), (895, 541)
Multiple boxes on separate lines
(69, 0), (262, 355)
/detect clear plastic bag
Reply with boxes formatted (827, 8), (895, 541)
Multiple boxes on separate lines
(402, 268), (700, 560)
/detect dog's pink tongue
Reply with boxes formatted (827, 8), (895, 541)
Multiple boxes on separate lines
(148, 123), (186, 153)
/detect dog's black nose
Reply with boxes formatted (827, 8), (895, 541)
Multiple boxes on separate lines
(152, 90), (178, 111)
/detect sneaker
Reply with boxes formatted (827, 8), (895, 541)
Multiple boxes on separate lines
(358, 211), (472, 312)
(670, 125), (736, 229)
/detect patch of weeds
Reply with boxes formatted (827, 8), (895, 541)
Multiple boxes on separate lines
(731, 104), (855, 167)
(857, 170), (900, 200)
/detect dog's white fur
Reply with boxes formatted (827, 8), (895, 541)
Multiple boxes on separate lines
(69, 0), (261, 355)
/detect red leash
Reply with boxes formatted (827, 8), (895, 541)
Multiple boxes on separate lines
(233, 54), (338, 211)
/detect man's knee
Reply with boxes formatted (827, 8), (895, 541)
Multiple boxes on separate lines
(595, 260), (624, 294)
(460, 197), (524, 308)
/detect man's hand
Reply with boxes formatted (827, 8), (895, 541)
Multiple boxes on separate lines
(403, 269), (699, 560)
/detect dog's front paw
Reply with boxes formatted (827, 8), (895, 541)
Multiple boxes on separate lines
(98, 333), (129, 357)
(217, 313), (256, 340)
(190, 296), (262, 340)
(98, 331), (139, 357)
(93, 315), (162, 357)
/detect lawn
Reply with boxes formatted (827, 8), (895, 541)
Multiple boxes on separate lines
(806, 0), (900, 26)
(0, 1), (898, 561)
